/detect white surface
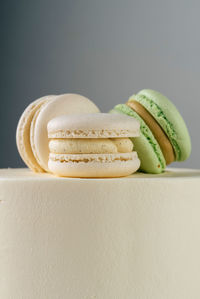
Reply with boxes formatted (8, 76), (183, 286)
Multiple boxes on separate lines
(0, 168), (200, 299)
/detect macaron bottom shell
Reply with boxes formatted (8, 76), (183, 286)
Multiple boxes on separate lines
(48, 152), (140, 178)
(130, 137), (165, 174)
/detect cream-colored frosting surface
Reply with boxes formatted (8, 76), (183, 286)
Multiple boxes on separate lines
(0, 168), (200, 299)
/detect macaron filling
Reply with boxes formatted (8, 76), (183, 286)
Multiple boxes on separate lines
(127, 100), (175, 165)
(129, 94), (181, 160)
(49, 138), (133, 155)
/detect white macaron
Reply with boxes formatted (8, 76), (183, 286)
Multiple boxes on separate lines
(16, 94), (100, 172)
(47, 113), (140, 178)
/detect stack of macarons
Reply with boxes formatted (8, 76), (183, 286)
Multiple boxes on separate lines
(111, 89), (191, 173)
(16, 93), (141, 177)
(16, 89), (191, 177)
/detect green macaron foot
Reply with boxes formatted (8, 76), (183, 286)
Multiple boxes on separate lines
(110, 104), (166, 174)
(129, 89), (191, 161)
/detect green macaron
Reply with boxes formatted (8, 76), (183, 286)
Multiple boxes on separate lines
(111, 89), (191, 174)
(110, 104), (166, 173)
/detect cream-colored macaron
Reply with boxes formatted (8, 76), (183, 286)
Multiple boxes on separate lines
(16, 94), (100, 172)
(47, 113), (141, 178)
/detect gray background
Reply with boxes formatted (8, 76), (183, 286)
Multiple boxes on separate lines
(0, 0), (199, 169)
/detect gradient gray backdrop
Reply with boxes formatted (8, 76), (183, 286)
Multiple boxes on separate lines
(1, 0), (199, 169)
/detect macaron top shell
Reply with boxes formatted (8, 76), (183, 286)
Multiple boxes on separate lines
(129, 89), (191, 161)
(30, 94), (100, 172)
(48, 113), (140, 139)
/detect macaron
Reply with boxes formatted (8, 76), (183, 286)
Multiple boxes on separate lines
(111, 89), (191, 174)
(47, 113), (141, 177)
(16, 94), (100, 172)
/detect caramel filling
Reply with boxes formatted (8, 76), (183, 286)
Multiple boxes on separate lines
(127, 101), (175, 165)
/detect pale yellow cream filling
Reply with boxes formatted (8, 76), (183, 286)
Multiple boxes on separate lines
(49, 138), (133, 154)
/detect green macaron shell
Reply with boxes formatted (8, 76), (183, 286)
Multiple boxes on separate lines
(110, 104), (166, 174)
(129, 89), (191, 161)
